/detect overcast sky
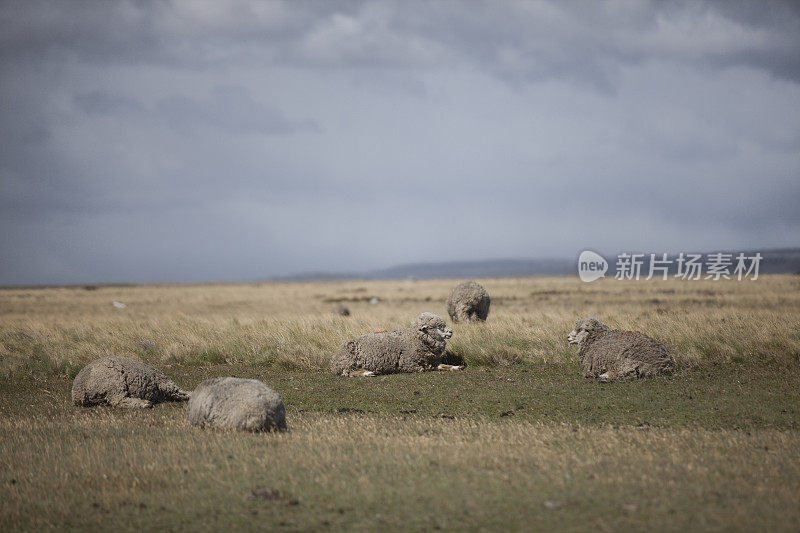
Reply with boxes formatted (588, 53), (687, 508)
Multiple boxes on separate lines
(1, 0), (798, 284)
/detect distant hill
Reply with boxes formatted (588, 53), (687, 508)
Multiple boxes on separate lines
(286, 248), (800, 280)
(754, 248), (800, 274)
(369, 258), (575, 278)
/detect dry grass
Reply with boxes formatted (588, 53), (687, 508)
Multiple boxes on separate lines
(2, 408), (799, 532)
(1, 275), (800, 531)
(1, 275), (799, 377)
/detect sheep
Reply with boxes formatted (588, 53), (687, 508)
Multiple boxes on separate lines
(332, 304), (350, 316)
(186, 377), (287, 432)
(567, 318), (675, 382)
(446, 281), (490, 322)
(330, 312), (460, 377)
(71, 355), (190, 409)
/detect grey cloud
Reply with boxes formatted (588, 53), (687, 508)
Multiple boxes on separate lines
(0, 1), (798, 285)
(703, 0), (800, 81)
(154, 85), (317, 135)
(394, 0), (800, 88)
(2, 1), (798, 85)
(0, 1), (346, 66)
(74, 90), (143, 115)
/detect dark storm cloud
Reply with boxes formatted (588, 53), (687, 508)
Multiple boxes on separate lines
(0, 0), (352, 66)
(4, 1), (798, 81)
(0, 0), (798, 284)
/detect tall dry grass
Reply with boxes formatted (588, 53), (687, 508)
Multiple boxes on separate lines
(1, 275), (799, 378)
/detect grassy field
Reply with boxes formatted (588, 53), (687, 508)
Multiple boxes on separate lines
(1, 275), (799, 531)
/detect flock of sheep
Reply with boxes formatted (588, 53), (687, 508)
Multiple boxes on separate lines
(71, 280), (675, 431)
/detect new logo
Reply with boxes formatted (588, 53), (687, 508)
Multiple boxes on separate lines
(578, 250), (608, 282)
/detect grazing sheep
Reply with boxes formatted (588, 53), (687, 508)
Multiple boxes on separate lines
(567, 318), (675, 382)
(186, 377), (287, 432)
(330, 312), (459, 377)
(332, 304), (350, 316)
(72, 356), (190, 409)
(446, 281), (490, 322)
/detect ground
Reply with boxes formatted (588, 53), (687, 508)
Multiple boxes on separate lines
(1, 275), (799, 531)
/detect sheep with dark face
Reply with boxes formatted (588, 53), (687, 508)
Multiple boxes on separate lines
(568, 318), (675, 382)
(446, 281), (490, 322)
(330, 312), (459, 377)
(332, 304), (350, 316)
(72, 356), (190, 409)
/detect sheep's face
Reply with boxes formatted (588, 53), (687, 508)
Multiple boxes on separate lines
(412, 312), (453, 341)
(568, 317), (608, 346)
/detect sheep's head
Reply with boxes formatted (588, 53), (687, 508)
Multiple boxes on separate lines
(568, 317), (609, 346)
(412, 312), (453, 339)
(412, 312), (452, 356)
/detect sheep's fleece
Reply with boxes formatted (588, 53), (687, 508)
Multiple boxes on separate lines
(186, 377), (287, 432)
(71, 355), (190, 409)
(568, 318), (675, 382)
(330, 312), (453, 376)
(446, 281), (490, 322)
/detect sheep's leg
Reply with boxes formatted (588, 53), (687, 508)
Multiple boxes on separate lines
(169, 388), (192, 401)
(437, 364), (463, 371)
(348, 368), (376, 377)
(113, 396), (154, 409)
(597, 372), (617, 383)
(620, 363), (640, 380)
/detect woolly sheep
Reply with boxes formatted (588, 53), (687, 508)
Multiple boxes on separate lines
(446, 281), (490, 322)
(330, 312), (460, 377)
(186, 377), (287, 432)
(71, 355), (190, 409)
(567, 318), (675, 382)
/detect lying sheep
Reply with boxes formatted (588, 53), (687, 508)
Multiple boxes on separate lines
(332, 304), (350, 316)
(186, 377), (286, 432)
(567, 318), (675, 382)
(72, 355), (190, 409)
(330, 312), (460, 377)
(446, 281), (490, 322)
